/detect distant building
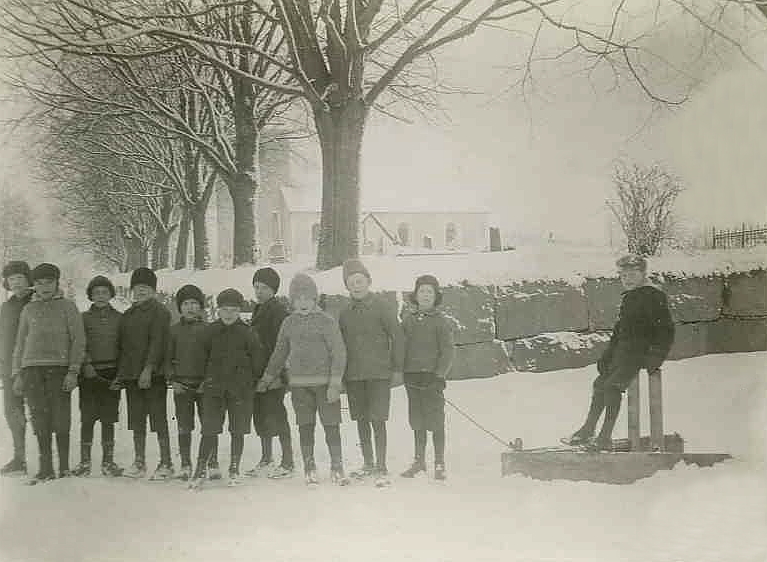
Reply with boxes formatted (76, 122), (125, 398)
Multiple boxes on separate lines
(205, 138), (491, 266)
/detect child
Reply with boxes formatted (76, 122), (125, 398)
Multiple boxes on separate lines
(256, 273), (348, 486)
(400, 275), (455, 481)
(246, 267), (294, 478)
(166, 284), (219, 480)
(114, 267), (173, 480)
(72, 276), (123, 477)
(563, 254), (675, 451)
(339, 259), (404, 485)
(0, 261), (33, 475)
(12, 263), (85, 484)
(189, 289), (266, 489)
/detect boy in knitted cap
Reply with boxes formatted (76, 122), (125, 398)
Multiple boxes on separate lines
(189, 289), (266, 489)
(400, 274), (454, 481)
(339, 259), (404, 486)
(1, 260), (33, 475)
(562, 254), (675, 451)
(257, 273), (348, 486)
(166, 284), (219, 480)
(12, 263), (86, 484)
(72, 275), (123, 477)
(114, 267), (173, 480)
(246, 267), (294, 478)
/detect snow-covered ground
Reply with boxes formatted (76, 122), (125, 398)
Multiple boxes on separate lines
(109, 244), (767, 299)
(0, 352), (765, 562)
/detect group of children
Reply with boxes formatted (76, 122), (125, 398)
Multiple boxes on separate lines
(0, 257), (456, 488)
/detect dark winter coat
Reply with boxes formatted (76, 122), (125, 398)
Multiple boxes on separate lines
(201, 318), (267, 397)
(0, 289), (32, 378)
(165, 316), (208, 385)
(250, 297), (289, 358)
(339, 293), (405, 381)
(117, 297), (171, 380)
(82, 304), (122, 371)
(401, 307), (455, 379)
(600, 285), (675, 374)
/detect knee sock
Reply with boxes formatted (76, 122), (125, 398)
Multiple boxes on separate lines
(133, 431), (146, 465)
(157, 430), (172, 466)
(178, 432), (192, 467)
(278, 430), (293, 469)
(324, 424), (343, 471)
(579, 390), (606, 436)
(298, 424), (316, 472)
(37, 431), (53, 474)
(195, 435), (218, 476)
(55, 432), (70, 473)
(597, 389), (623, 442)
(432, 428), (445, 466)
(356, 420), (374, 467)
(260, 436), (273, 463)
(414, 430), (427, 465)
(230, 433), (244, 473)
(372, 421), (387, 470)
(80, 420), (95, 464)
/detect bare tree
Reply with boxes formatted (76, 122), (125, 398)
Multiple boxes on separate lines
(2, 0), (686, 269)
(0, 187), (44, 264)
(607, 161), (683, 256)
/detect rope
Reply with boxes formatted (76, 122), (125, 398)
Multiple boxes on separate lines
(405, 382), (511, 449)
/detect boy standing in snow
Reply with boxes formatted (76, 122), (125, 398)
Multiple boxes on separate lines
(72, 276), (123, 477)
(401, 275), (455, 481)
(12, 263), (85, 484)
(563, 254), (675, 451)
(189, 289), (266, 488)
(339, 259), (404, 485)
(257, 273), (348, 486)
(114, 267), (173, 480)
(1, 261), (33, 475)
(246, 267), (294, 478)
(166, 284), (219, 480)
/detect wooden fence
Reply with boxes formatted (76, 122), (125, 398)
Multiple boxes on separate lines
(712, 224), (767, 249)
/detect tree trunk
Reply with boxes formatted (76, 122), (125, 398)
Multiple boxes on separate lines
(174, 207), (191, 270)
(123, 235), (142, 272)
(229, 73), (260, 267)
(152, 230), (170, 270)
(191, 204), (211, 270)
(314, 100), (368, 270)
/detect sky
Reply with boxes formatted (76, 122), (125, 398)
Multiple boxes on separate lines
(2, 1), (767, 250)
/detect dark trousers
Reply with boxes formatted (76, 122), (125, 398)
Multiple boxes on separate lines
(577, 360), (640, 441)
(3, 376), (26, 461)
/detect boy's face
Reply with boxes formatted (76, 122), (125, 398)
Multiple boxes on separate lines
(91, 286), (112, 307)
(347, 273), (371, 300)
(132, 284), (155, 303)
(180, 299), (202, 320)
(34, 277), (57, 300)
(293, 295), (316, 315)
(416, 284), (437, 310)
(253, 281), (275, 304)
(6, 274), (29, 296)
(218, 306), (240, 325)
(619, 267), (646, 290)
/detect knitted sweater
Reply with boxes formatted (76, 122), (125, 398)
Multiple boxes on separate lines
(0, 290), (33, 378)
(401, 307), (455, 379)
(12, 292), (86, 374)
(166, 316), (208, 385)
(262, 309), (346, 388)
(82, 304), (121, 370)
(339, 293), (405, 381)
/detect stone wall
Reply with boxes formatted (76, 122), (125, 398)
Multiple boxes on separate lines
(116, 268), (766, 380)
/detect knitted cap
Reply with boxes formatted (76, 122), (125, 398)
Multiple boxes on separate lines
(616, 254), (647, 271)
(252, 267), (280, 294)
(2, 260), (31, 290)
(409, 274), (443, 306)
(31, 263), (61, 283)
(175, 284), (205, 312)
(216, 288), (244, 309)
(289, 273), (318, 302)
(86, 275), (116, 300)
(130, 267), (157, 290)
(342, 258), (371, 287)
